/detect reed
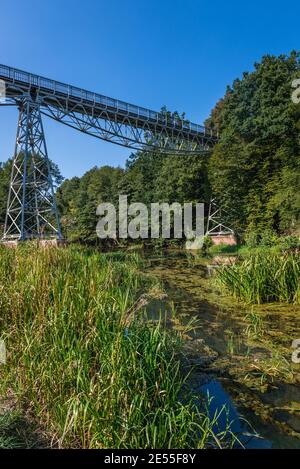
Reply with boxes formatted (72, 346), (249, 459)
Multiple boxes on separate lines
(0, 244), (234, 448)
(216, 252), (300, 304)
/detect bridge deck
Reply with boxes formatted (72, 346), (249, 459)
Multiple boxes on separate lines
(0, 64), (217, 143)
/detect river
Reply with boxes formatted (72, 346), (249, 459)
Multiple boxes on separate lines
(143, 249), (300, 449)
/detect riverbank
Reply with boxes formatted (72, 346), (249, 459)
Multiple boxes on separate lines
(0, 244), (237, 449)
(1, 244), (299, 448)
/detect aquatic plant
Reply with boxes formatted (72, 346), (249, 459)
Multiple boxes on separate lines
(245, 309), (265, 339)
(216, 252), (300, 304)
(244, 348), (295, 388)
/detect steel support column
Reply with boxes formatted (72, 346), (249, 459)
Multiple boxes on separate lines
(2, 98), (61, 241)
(206, 198), (234, 236)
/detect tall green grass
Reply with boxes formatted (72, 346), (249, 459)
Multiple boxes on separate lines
(216, 252), (300, 304)
(0, 244), (235, 448)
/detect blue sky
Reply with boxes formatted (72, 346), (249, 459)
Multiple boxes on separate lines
(0, 0), (299, 179)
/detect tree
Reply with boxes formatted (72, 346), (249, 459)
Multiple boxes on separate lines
(57, 166), (123, 242)
(206, 51), (300, 237)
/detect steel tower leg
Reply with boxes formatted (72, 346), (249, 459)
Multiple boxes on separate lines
(2, 98), (62, 241)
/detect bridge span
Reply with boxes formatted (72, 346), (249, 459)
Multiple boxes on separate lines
(0, 64), (218, 241)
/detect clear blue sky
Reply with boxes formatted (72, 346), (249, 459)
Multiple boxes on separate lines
(0, 0), (299, 179)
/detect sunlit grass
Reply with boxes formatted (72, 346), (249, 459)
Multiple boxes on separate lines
(216, 252), (300, 304)
(0, 244), (236, 448)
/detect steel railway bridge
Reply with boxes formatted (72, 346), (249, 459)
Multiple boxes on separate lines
(0, 64), (218, 241)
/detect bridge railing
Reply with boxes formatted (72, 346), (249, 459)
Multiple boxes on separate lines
(0, 64), (216, 138)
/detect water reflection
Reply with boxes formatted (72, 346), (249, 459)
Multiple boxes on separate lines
(200, 379), (272, 449)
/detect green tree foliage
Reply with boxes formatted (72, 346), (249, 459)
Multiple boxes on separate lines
(155, 154), (210, 204)
(57, 166), (124, 242)
(120, 150), (210, 207)
(206, 51), (300, 236)
(119, 151), (165, 205)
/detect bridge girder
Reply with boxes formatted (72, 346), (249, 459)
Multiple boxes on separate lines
(0, 64), (219, 241)
(0, 64), (218, 154)
(40, 99), (210, 153)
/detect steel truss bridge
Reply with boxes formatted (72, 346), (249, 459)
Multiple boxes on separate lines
(0, 64), (218, 241)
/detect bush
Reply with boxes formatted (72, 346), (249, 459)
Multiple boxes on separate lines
(201, 236), (213, 254)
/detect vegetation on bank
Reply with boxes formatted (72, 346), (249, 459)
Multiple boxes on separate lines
(0, 245), (237, 448)
(206, 234), (300, 256)
(216, 251), (300, 304)
(209, 234), (300, 305)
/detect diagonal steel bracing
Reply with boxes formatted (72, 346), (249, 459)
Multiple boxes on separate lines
(0, 64), (218, 155)
(0, 64), (220, 241)
(3, 98), (61, 240)
(206, 198), (234, 236)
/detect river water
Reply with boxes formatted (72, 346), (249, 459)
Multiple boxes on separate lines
(143, 249), (300, 449)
